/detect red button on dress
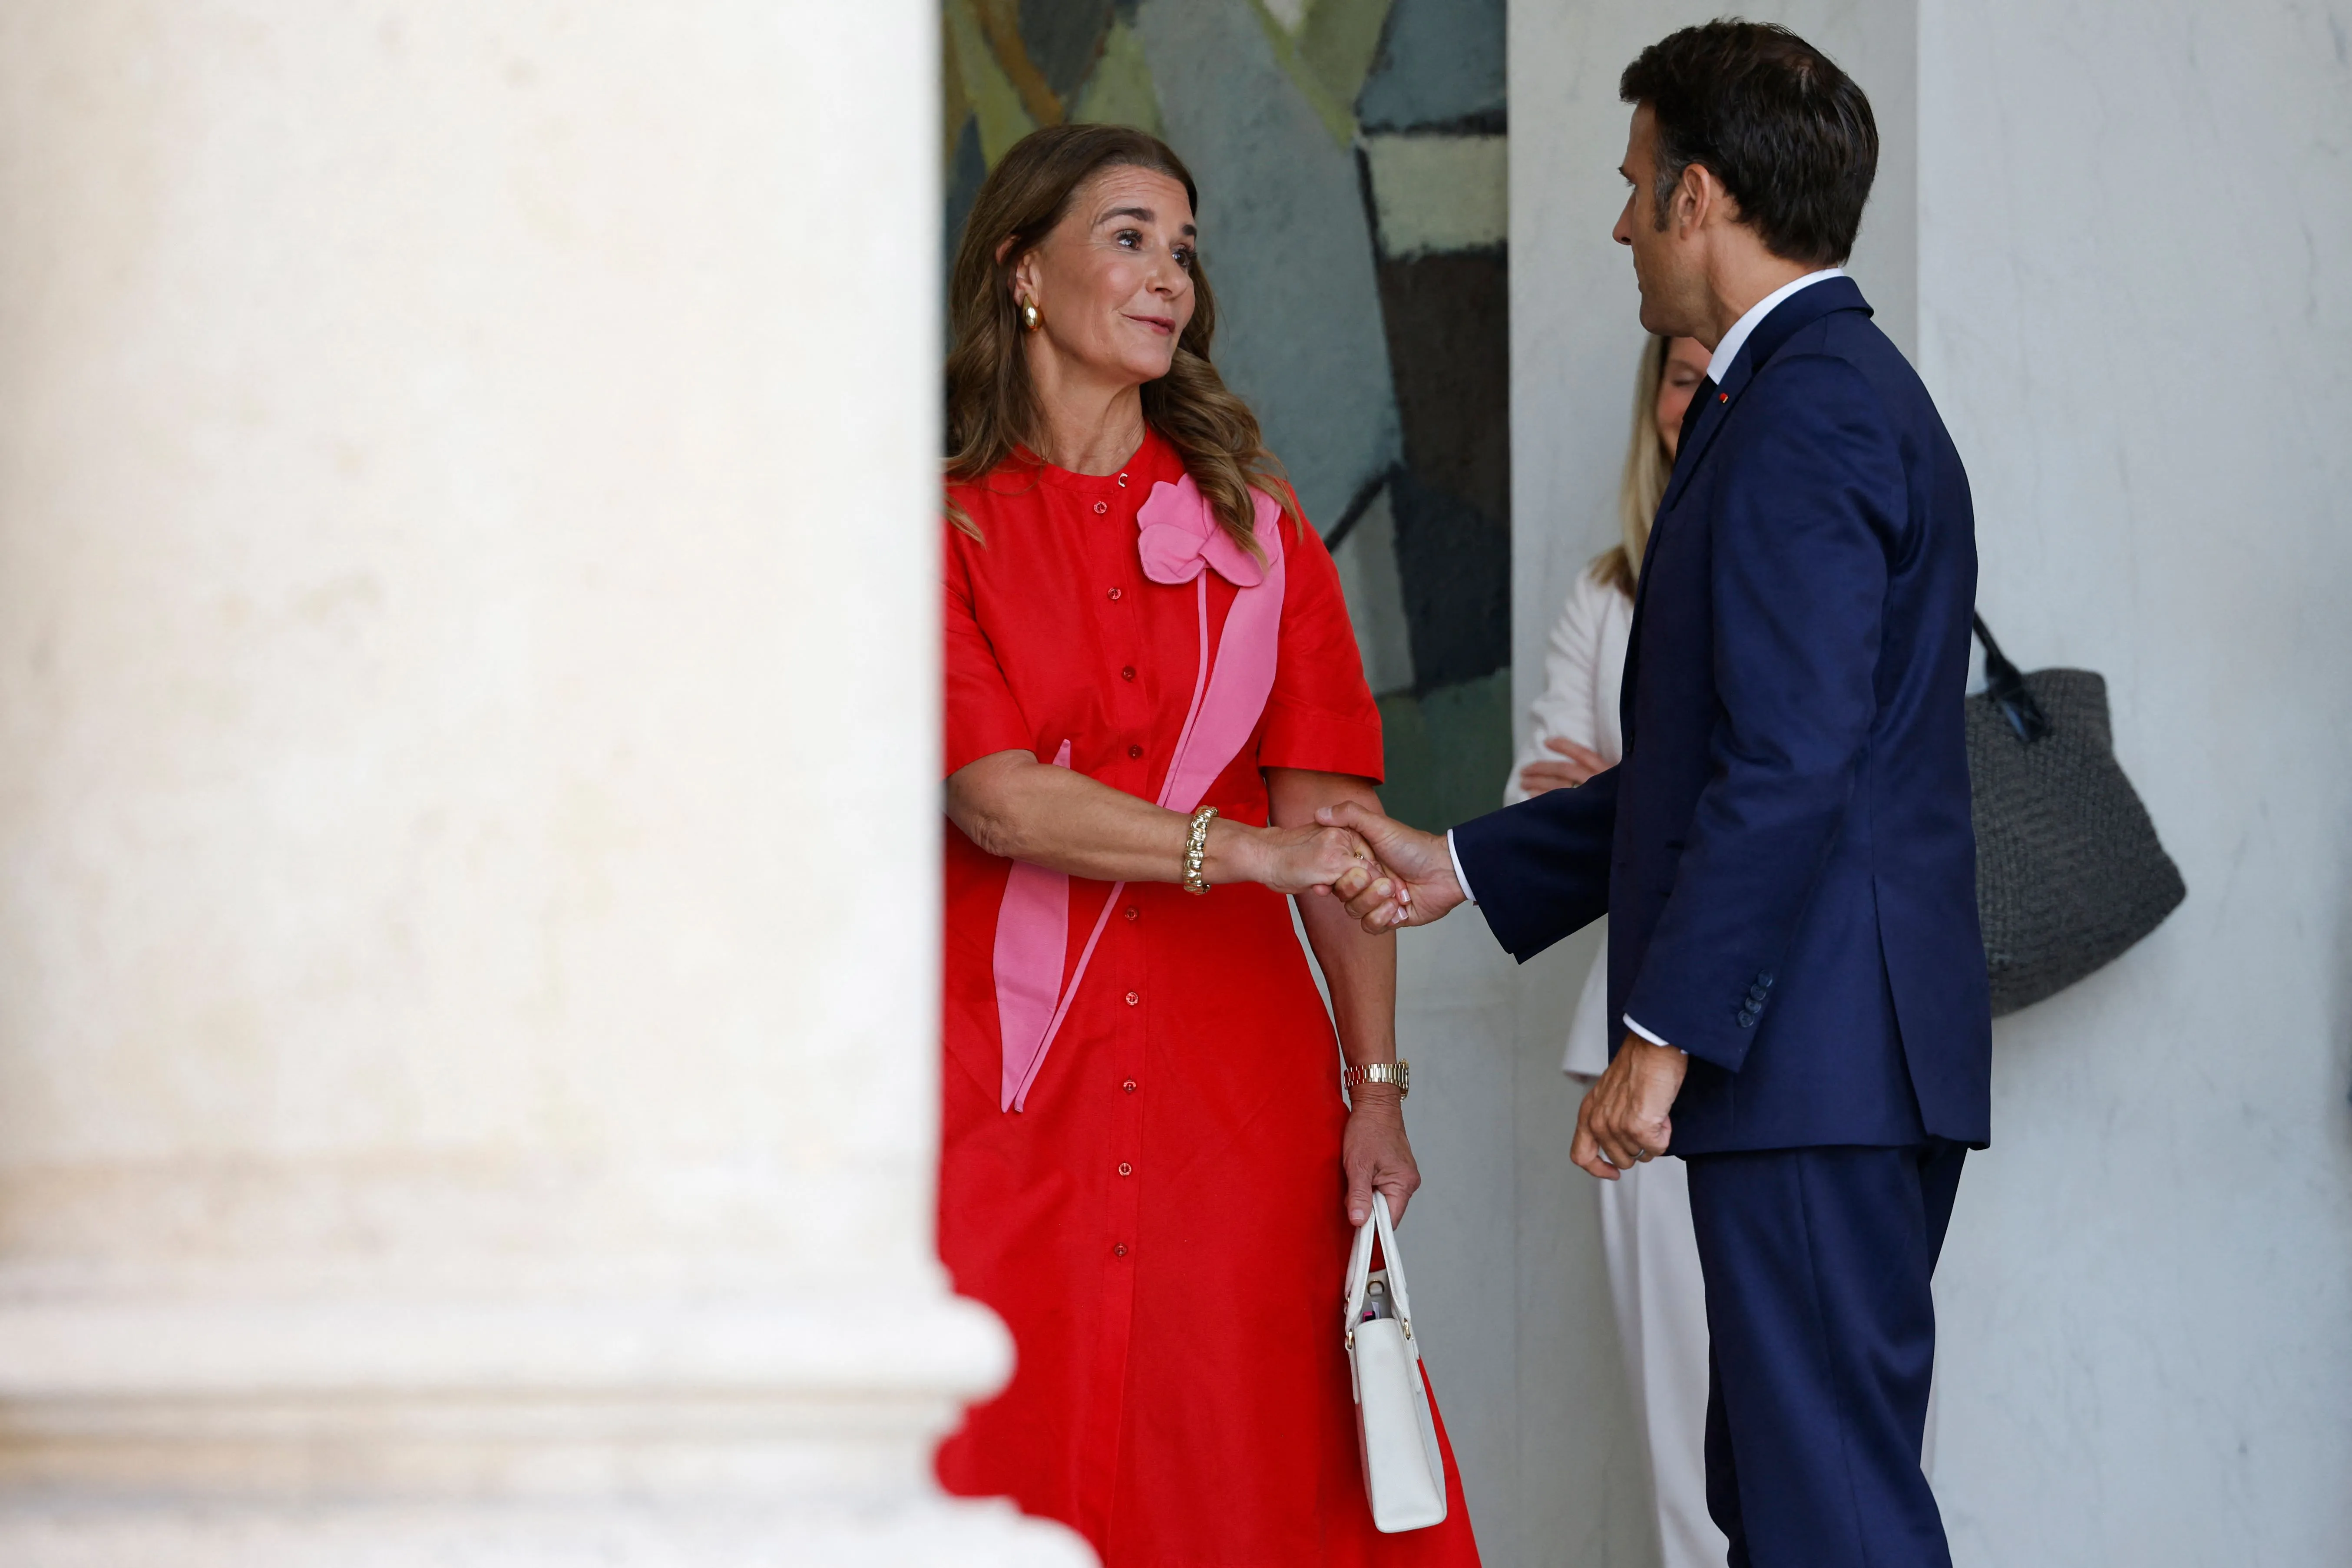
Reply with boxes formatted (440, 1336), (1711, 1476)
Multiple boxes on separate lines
(937, 432), (1481, 1565)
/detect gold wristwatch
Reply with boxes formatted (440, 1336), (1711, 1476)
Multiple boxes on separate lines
(1340, 1062), (1410, 1098)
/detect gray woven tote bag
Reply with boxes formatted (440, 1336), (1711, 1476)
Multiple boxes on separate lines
(1966, 616), (2186, 1016)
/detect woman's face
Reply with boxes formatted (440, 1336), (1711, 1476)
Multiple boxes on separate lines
(1654, 336), (1711, 460)
(1011, 165), (1198, 392)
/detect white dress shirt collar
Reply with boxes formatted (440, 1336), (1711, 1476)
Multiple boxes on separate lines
(1704, 266), (1845, 385)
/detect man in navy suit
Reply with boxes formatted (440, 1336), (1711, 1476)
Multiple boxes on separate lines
(1324, 22), (1990, 1567)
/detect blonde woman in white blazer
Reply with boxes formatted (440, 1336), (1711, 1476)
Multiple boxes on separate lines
(1507, 334), (1725, 1568)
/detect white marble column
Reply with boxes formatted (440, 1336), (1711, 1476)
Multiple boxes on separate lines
(0, 4), (1086, 1562)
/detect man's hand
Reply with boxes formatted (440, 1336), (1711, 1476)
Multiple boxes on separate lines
(1316, 801), (1465, 934)
(1571, 1034), (1688, 1180)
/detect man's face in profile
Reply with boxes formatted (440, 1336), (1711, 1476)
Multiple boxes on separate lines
(1613, 104), (1690, 338)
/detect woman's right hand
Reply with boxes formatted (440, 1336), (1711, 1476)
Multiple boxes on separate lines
(1216, 820), (1376, 896)
(1517, 734), (1608, 795)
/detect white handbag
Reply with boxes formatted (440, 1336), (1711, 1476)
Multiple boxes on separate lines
(1343, 1191), (1449, 1532)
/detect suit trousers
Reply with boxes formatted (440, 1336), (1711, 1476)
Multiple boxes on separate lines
(1684, 1140), (1967, 1568)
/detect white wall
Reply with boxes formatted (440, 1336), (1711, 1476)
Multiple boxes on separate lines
(1499, 2), (2352, 1565)
(1918, 2), (2352, 1561)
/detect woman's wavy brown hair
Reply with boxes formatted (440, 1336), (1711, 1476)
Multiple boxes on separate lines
(945, 124), (1293, 558)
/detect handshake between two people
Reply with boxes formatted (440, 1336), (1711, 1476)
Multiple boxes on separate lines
(1305, 801), (1690, 1186)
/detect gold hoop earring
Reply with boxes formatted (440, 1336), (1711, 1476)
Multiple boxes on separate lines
(1021, 300), (1042, 333)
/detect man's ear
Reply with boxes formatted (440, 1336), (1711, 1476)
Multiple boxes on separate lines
(1674, 162), (1712, 236)
(1680, 162), (1742, 236)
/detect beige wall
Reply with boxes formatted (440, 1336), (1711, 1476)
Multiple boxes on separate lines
(0, 5), (1085, 1561)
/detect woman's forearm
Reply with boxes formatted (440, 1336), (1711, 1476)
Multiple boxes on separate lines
(946, 750), (1334, 889)
(1297, 886), (1399, 1077)
(1270, 769), (1401, 1106)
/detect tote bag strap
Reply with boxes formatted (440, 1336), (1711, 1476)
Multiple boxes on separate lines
(1342, 1194), (1422, 1359)
(1972, 612), (2052, 744)
(1370, 1191), (1421, 1353)
(1343, 1203), (1378, 1341)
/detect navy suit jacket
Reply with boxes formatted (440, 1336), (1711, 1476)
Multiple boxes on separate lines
(1455, 278), (1991, 1153)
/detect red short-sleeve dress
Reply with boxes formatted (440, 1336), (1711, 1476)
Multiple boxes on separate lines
(936, 429), (1482, 1567)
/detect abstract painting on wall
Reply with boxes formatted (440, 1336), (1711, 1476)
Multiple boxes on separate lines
(942, 0), (1509, 828)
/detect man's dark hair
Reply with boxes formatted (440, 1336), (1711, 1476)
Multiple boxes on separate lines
(1619, 20), (1876, 266)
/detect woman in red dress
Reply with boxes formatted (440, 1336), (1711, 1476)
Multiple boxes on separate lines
(935, 125), (1482, 1566)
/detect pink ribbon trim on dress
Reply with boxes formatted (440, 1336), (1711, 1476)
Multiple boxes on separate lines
(995, 479), (1287, 1111)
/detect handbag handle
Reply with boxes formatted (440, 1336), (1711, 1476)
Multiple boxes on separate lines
(1972, 613), (2052, 744)
(1343, 1193), (1421, 1353)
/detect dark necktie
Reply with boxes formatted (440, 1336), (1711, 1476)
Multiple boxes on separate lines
(1678, 375), (1717, 453)
(1663, 375), (1718, 493)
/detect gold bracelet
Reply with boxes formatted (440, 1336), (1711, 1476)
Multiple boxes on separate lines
(1341, 1062), (1410, 1098)
(1182, 805), (1218, 895)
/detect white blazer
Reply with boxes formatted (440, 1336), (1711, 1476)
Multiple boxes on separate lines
(1505, 561), (1634, 1075)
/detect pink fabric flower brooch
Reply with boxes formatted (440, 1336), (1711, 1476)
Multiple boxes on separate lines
(1135, 473), (1277, 588)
